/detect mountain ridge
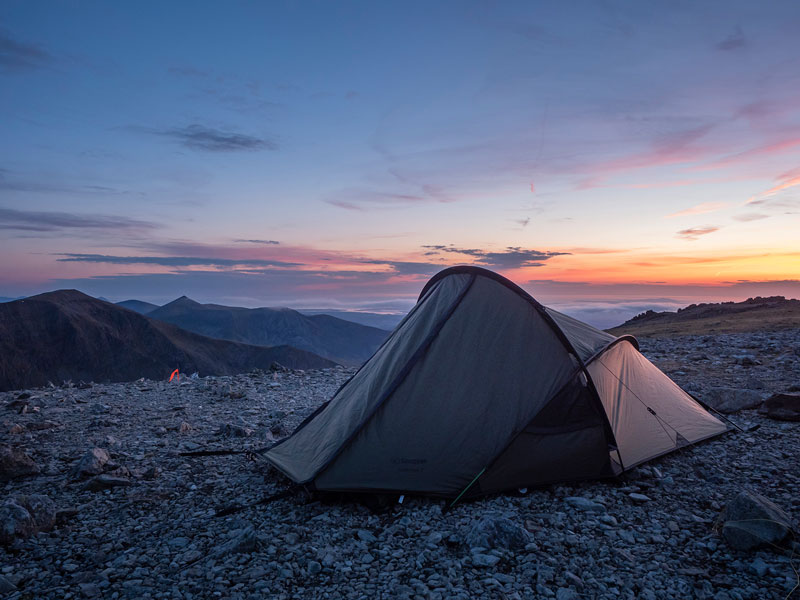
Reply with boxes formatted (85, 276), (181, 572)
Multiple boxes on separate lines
(147, 297), (389, 366)
(608, 295), (800, 336)
(0, 290), (335, 392)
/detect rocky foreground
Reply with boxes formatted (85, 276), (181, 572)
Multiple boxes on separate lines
(1, 331), (799, 599)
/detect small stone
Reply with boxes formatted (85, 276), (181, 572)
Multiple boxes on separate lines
(565, 497), (606, 512)
(465, 515), (532, 550)
(0, 574), (16, 593)
(307, 560), (322, 575)
(216, 423), (253, 437)
(750, 557), (768, 576)
(214, 525), (258, 556)
(556, 587), (579, 600)
(179, 421), (192, 433)
(84, 474), (133, 491)
(72, 447), (110, 479)
(628, 493), (651, 503)
(472, 553), (501, 567)
(357, 529), (377, 543)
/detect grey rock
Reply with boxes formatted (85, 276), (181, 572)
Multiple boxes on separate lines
(216, 423), (253, 437)
(750, 557), (768, 576)
(307, 560), (322, 575)
(214, 525), (258, 556)
(628, 493), (651, 503)
(357, 529), (377, 543)
(472, 553), (501, 567)
(84, 474), (133, 491)
(72, 447), (110, 478)
(719, 491), (795, 550)
(0, 445), (40, 481)
(0, 574), (16, 593)
(704, 388), (763, 413)
(556, 588), (579, 600)
(465, 515), (532, 550)
(0, 494), (56, 545)
(760, 393), (800, 421)
(0, 499), (33, 545)
(565, 497), (606, 512)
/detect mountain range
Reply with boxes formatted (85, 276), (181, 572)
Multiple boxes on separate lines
(0, 291), (335, 392)
(608, 296), (800, 336)
(143, 297), (389, 366)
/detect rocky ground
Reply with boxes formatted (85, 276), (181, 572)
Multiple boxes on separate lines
(1, 330), (799, 599)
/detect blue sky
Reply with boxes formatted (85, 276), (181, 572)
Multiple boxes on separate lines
(1, 1), (799, 326)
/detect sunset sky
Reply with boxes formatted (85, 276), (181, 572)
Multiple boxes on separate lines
(2, 1), (799, 326)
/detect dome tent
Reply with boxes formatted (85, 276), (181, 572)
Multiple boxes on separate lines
(265, 267), (727, 499)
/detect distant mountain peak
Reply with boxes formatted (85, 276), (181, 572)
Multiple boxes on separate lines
(164, 295), (202, 308)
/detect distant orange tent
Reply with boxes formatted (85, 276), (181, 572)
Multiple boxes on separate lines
(169, 369), (180, 383)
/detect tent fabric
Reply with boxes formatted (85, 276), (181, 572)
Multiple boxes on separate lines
(587, 339), (728, 469)
(264, 266), (727, 497)
(316, 275), (579, 495)
(266, 272), (473, 483)
(544, 306), (621, 362)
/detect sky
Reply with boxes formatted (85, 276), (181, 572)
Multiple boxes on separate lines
(1, 1), (799, 327)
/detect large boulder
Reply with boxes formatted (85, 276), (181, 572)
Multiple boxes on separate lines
(718, 491), (795, 551)
(71, 447), (110, 479)
(703, 388), (763, 413)
(0, 445), (40, 482)
(0, 495), (56, 545)
(760, 393), (800, 422)
(465, 514), (532, 550)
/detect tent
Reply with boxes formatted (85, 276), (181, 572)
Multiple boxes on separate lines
(265, 266), (727, 499)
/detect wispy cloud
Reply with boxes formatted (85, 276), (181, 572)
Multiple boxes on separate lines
(325, 189), (431, 211)
(733, 213), (769, 222)
(716, 26), (747, 51)
(748, 168), (800, 205)
(234, 239), (280, 245)
(0, 29), (52, 72)
(56, 253), (300, 268)
(666, 202), (727, 218)
(512, 217), (531, 228)
(0, 207), (158, 233)
(0, 169), (130, 195)
(675, 226), (719, 241)
(146, 124), (277, 152)
(167, 65), (208, 78)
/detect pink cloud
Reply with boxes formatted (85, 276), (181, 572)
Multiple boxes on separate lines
(675, 226), (719, 241)
(666, 202), (727, 218)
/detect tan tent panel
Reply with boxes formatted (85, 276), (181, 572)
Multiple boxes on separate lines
(587, 340), (728, 469)
(265, 266), (728, 498)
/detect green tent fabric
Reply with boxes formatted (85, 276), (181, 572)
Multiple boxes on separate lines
(265, 266), (727, 498)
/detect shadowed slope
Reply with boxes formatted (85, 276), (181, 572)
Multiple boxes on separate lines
(115, 299), (159, 315)
(148, 297), (389, 366)
(0, 290), (334, 391)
